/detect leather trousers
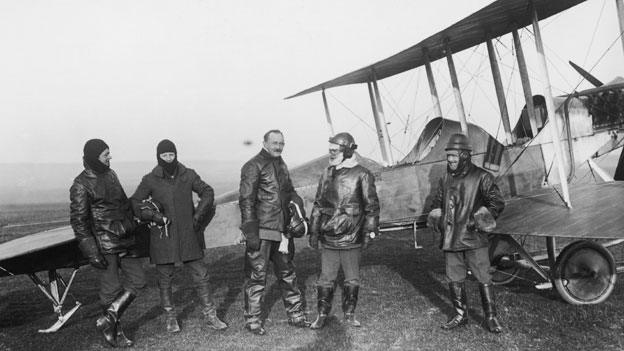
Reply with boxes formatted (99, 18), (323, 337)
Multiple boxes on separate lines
(243, 239), (304, 324)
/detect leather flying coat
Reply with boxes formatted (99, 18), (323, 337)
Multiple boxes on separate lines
(70, 167), (136, 257)
(311, 160), (380, 249)
(131, 163), (214, 264)
(432, 162), (505, 251)
(239, 149), (303, 234)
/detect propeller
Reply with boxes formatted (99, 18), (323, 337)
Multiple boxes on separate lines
(569, 61), (603, 87)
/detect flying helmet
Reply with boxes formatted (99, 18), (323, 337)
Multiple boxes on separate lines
(329, 132), (358, 158)
(286, 201), (308, 238)
(139, 198), (169, 237)
(444, 133), (473, 152)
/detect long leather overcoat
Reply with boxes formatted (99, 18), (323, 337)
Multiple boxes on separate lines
(131, 163), (214, 264)
(432, 162), (505, 251)
(70, 166), (136, 257)
(311, 162), (380, 249)
(239, 149), (302, 233)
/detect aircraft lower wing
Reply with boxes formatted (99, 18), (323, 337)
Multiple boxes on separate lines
(494, 181), (624, 238)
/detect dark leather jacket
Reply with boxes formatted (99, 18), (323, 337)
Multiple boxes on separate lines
(431, 162), (505, 251)
(311, 161), (380, 249)
(239, 149), (302, 233)
(70, 166), (136, 257)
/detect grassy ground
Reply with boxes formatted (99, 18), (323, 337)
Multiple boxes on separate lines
(0, 203), (69, 244)
(1, 226), (624, 351)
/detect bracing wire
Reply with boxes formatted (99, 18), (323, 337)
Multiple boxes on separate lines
(582, 0), (607, 67)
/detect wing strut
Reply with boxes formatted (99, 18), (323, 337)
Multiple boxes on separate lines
(531, 2), (571, 207)
(487, 37), (514, 145)
(28, 269), (82, 333)
(424, 50), (443, 119)
(321, 89), (335, 137)
(445, 43), (469, 136)
(513, 29), (540, 138)
(616, 0), (624, 56)
(367, 74), (394, 165)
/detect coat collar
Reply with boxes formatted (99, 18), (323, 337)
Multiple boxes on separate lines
(152, 162), (188, 178)
(335, 155), (359, 170)
(258, 148), (282, 162)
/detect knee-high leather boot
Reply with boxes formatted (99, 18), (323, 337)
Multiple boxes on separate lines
(116, 322), (133, 348)
(96, 290), (136, 347)
(342, 284), (361, 327)
(479, 283), (502, 333)
(441, 282), (468, 330)
(198, 283), (228, 330)
(310, 286), (334, 330)
(160, 287), (180, 333)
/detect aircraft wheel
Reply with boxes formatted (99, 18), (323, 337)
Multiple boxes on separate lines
(488, 235), (520, 285)
(553, 240), (616, 305)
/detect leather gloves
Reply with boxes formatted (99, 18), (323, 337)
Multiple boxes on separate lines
(242, 221), (260, 251)
(362, 232), (375, 250)
(474, 206), (496, 232)
(193, 213), (204, 233)
(427, 208), (442, 234)
(89, 254), (108, 270)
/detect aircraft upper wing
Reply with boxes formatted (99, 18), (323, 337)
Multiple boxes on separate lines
(286, 0), (585, 99)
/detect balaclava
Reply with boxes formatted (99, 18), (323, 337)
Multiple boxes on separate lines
(83, 139), (110, 174)
(157, 139), (178, 176)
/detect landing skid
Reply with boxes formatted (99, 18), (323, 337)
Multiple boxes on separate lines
(27, 269), (82, 333)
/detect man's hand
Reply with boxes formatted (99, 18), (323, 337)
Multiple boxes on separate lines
(474, 206), (496, 232)
(193, 213), (204, 232)
(242, 221), (260, 251)
(308, 233), (319, 250)
(427, 208), (442, 234)
(89, 254), (108, 270)
(362, 232), (375, 250)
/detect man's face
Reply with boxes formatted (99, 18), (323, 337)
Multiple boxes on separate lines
(159, 152), (176, 163)
(328, 143), (344, 166)
(446, 149), (460, 171)
(263, 132), (285, 157)
(98, 149), (111, 167)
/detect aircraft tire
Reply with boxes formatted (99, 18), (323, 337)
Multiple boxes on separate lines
(553, 240), (616, 305)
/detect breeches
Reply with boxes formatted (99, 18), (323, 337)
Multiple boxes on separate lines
(243, 239), (303, 323)
(317, 247), (361, 287)
(445, 247), (492, 284)
(156, 258), (210, 290)
(99, 254), (146, 306)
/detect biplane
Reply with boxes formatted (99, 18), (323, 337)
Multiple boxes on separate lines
(1, 0), (623, 335)
(279, 0), (624, 306)
(212, 0), (624, 304)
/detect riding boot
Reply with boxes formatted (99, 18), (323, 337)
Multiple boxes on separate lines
(116, 322), (134, 348)
(310, 286), (334, 330)
(160, 287), (180, 333)
(198, 283), (228, 330)
(342, 284), (361, 327)
(441, 282), (468, 330)
(479, 283), (502, 333)
(96, 290), (136, 347)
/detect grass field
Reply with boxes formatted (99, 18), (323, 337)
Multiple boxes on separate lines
(1, 220), (624, 351)
(0, 203), (69, 244)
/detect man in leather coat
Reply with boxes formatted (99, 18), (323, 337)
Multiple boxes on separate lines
(427, 133), (505, 333)
(308, 132), (380, 329)
(70, 139), (145, 348)
(239, 130), (309, 335)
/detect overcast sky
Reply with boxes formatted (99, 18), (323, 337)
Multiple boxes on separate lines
(0, 0), (622, 167)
